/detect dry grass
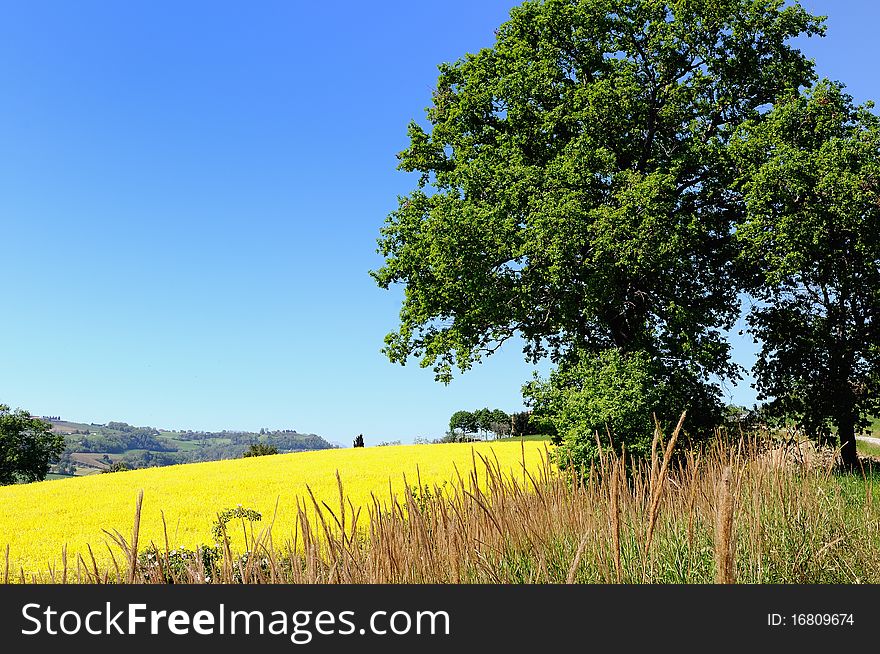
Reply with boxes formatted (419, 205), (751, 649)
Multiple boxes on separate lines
(8, 424), (880, 584)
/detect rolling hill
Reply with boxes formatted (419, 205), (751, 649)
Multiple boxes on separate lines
(42, 417), (334, 477)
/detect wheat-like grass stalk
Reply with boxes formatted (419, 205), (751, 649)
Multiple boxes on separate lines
(566, 534), (590, 584)
(128, 490), (144, 583)
(644, 411), (686, 556)
(715, 465), (735, 584)
(611, 457), (622, 583)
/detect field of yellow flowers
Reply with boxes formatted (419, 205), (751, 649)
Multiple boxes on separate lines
(0, 441), (548, 578)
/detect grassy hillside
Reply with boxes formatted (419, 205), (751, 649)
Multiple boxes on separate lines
(0, 440), (549, 578)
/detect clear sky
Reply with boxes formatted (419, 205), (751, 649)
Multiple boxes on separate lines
(0, 1), (876, 445)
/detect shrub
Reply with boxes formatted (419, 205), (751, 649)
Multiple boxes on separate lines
(524, 348), (721, 471)
(243, 443), (279, 458)
(137, 544), (221, 583)
(101, 462), (130, 474)
(211, 506), (262, 543)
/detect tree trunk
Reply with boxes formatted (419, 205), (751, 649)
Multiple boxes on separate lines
(837, 415), (859, 470)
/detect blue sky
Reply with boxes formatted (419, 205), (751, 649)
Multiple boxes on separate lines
(0, 1), (876, 444)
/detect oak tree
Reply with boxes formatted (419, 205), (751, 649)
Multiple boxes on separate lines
(734, 81), (880, 468)
(373, 0), (823, 460)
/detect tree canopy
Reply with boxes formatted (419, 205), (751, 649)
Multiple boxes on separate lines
(0, 405), (65, 485)
(449, 410), (477, 436)
(242, 443), (280, 458)
(734, 81), (880, 468)
(373, 0), (825, 460)
(449, 408), (511, 439)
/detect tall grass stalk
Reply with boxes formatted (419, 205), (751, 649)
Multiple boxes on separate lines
(714, 465), (735, 583)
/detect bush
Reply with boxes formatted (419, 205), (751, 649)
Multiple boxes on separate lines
(243, 443), (279, 458)
(0, 405), (65, 484)
(101, 461), (130, 474)
(211, 506), (262, 543)
(524, 348), (721, 472)
(138, 544), (221, 583)
(137, 506), (265, 583)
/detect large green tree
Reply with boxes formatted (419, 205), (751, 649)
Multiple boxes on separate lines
(0, 405), (65, 485)
(373, 0), (823, 453)
(734, 81), (880, 468)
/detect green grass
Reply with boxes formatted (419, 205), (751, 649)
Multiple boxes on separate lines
(857, 437), (880, 459)
(165, 438), (202, 452)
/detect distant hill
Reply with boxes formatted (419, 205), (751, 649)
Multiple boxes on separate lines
(40, 416), (335, 478)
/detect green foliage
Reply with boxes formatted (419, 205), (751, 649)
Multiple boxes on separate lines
(211, 506), (262, 544)
(449, 407), (511, 439)
(137, 508), (267, 583)
(510, 411), (532, 437)
(489, 408), (511, 437)
(409, 481), (448, 515)
(138, 544), (221, 583)
(70, 431), (176, 454)
(52, 420), (335, 476)
(52, 451), (76, 476)
(526, 348), (722, 469)
(120, 450), (178, 469)
(101, 461), (130, 474)
(449, 410), (476, 435)
(527, 349), (648, 467)
(733, 80), (880, 466)
(136, 506), (268, 583)
(373, 0), (823, 399)
(527, 413), (558, 438)
(437, 431), (477, 443)
(242, 443), (280, 458)
(372, 0), (827, 465)
(0, 405), (65, 485)
(106, 421), (159, 435)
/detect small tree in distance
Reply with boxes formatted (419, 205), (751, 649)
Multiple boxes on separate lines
(473, 408), (493, 439)
(450, 408), (511, 440)
(449, 410), (476, 439)
(243, 443), (280, 458)
(489, 409), (511, 438)
(510, 412), (533, 438)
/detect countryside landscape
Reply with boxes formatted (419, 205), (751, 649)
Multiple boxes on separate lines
(42, 417), (335, 478)
(4, 0), (880, 590)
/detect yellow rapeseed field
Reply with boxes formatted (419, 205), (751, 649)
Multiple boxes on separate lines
(0, 441), (549, 577)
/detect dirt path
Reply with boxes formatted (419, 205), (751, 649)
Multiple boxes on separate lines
(857, 435), (880, 447)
